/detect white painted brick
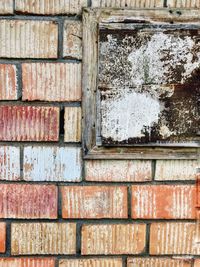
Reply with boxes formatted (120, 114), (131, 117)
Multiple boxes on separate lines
(0, 0), (13, 14)
(92, 0), (163, 7)
(23, 146), (82, 182)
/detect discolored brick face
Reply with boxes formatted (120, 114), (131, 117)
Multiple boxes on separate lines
(59, 258), (123, 267)
(0, 64), (18, 100)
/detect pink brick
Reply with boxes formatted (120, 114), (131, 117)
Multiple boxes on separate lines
(0, 146), (20, 181)
(0, 258), (55, 267)
(131, 185), (196, 219)
(0, 184), (57, 219)
(0, 106), (59, 141)
(0, 222), (6, 253)
(0, 64), (18, 100)
(61, 186), (128, 219)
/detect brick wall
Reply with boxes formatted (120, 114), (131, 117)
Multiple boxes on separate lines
(0, 0), (199, 266)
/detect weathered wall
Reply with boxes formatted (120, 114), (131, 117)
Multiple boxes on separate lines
(0, 0), (199, 266)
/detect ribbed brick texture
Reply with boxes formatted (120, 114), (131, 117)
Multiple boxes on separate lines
(167, 0), (200, 7)
(0, 106), (59, 141)
(85, 160), (152, 182)
(194, 259), (200, 267)
(127, 258), (192, 267)
(61, 186), (128, 219)
(0, 20), (58, 58)
(0, 0), (13, 14)
(0, 184), (57, 218)
(0, 146), (20, 181)
(131, 185), (196, 219)
(59, 258), (123, 267)
(11, 223), (76, 255)
(92, 0), (163, 7)
(16, 0), (88, 14)
(0, 258), (55, 267)
(23, 146), (82, 182)
(22, 63), (82, 101)
(150, 223), (200, 255)
(64, 107), (82, 142)
(0, 223), (6, 253)
(0, 64), (18, 100)
(82, 224), (146, 255)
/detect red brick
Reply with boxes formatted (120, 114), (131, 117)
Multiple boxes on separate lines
(0, 222), (6, 253)
(0, 20), (58, 58)
(59, 258), (123, 267)
(0, 184), (57, 219)
(0, 106), (59, 141)
(150, 223), (200, 255)
(61, 186), (128, 219)
(22, 63), (81, 102)
(0, 258), (55, 267)
(81, 224), (146, 255)
(0, 0), (13, 14)
(85, 160), (152, 182)
(127, 257), (192, 267)
(131, 185), (196, 219)
(0, 64), (18, 100)
(0, 146), (20, 181)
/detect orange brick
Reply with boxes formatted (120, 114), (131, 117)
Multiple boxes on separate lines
(0, 0), (13, 14)
(196, 174), (200, 207)
(92, 0), (163, 7)
(59, 258), (123, 267)
(127, 258), (192, 267)
(150, 223), (200, 255)
(22, 63), (81, 102)
(61, 186), (128, 219)
(0, 20), (58, 58)
(0, 184), (57, 219)
(11, 223), (76, 255)
(0, 106), (59, 141)
(131, 185), (196, 219)
(85, 160), (152, 182)
(82, 224), (146, 255)
(0, 258), (55, 267)
(0, 223), (6, 253)
(0, 64), (18, 100)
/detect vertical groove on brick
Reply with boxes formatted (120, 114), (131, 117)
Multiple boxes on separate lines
(23, 146), (82, 182)
(0, 258), (55, 267)
(61, 186), (128, 219)
(15, 0), (88, 14)
(131, 185), (196, 219)
(59, 258), (123, 267)
(0, 20), (58, 58)
(167, 0), (200, 7)
(22, 63), (81, 101)
(0, 223), (6, 253)
(0, 184), (57, 219)
(82, 224), (146, 255)
(155, 160), (197, 181)
(0, 64), (18, 100)
(92, 0), (163, 7)
(0, 0), (13, 14)
(64, 107), (82, 142)
(0, 146), (20, 181)
(0, 106), (59, 141)
(150, 223), (200, 255)
(127, 257), (192, 267)
(11, 223), (76, 255)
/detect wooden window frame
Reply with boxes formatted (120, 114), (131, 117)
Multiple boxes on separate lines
(82, 8), (200, 160)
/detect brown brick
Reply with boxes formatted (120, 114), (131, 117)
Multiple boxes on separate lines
(127, 257), (192, 267)
(85, 160), (152, 182)
(0, 258), (55, 267)
(0, 184), (57, 219)
(61, 186), (128, 219)
(131, 185), (196, 219)
(0, 20), (58, 58)
(167, 0), (200, 7)
(0, 64), (18, 100)
(150, 223), (200, 255)
(15, 0), (87, 14)
(0, 0), (13, 14)
(59, 258), (123, 267)
(82, 224), (146, 255)
(92, 0), (163, 7)
(64, 107), (82, 142)
(155, 160), (197, 181)
(22, 63), (81, 101)
(0, 106), (59, 141)
(63, 21), (82, 60)
(0, 223), (6, 253)
(11, 223), (76, 255)
(0, 146), (20, 181)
